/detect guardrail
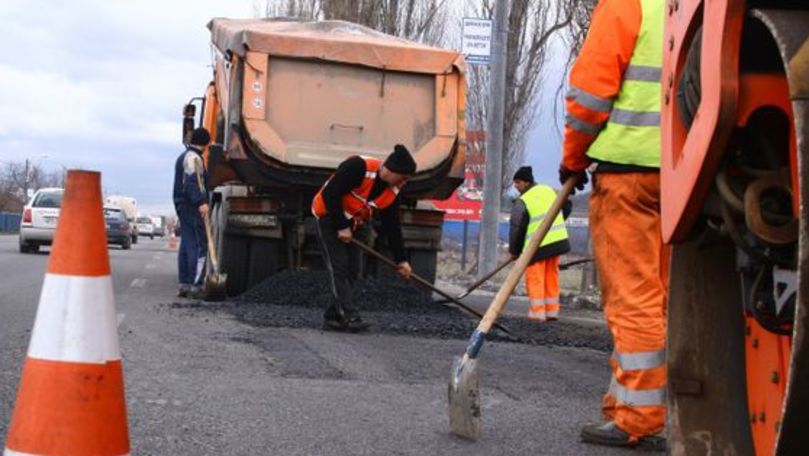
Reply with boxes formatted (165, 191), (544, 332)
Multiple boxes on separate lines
(0, 212), (21, 233)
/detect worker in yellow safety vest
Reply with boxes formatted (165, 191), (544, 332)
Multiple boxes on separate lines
(508, 166), (571, 322)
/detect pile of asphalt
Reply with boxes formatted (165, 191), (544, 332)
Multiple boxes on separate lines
(172, 271), (612, 352)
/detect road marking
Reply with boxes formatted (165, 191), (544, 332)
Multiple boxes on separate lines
(130, 278), (146, 288)
(117, 313), (125, 327)
(145, 263), (156, 270)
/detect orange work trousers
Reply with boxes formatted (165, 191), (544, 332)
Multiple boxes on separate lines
(590, 172), (670, 439)
(524, 256), (560, 321)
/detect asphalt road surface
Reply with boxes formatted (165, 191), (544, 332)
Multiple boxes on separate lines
(0, 235), (632, 455)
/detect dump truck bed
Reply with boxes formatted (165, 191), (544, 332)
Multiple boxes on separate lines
(208, 18), (466, 186)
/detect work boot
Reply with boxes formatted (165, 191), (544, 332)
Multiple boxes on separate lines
(580, 421), (666, 452)
(188, 285), (207, 300)
(177, 284), (190, 298)
(345, 316), (370, 333)
(323, 316), (348, 332)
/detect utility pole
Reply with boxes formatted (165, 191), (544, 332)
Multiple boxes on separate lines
(23, 158), (30, 203)
(478, 0), (509, 277)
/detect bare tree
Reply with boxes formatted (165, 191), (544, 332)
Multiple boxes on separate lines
(255, 0), (449, 45)
(467, 0), (575, 192)
(0, 161), (64, 213)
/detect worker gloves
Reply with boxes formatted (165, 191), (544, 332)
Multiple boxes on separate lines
(558, 166), (589, 194)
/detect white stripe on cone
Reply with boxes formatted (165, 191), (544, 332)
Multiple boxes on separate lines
(28, 274), (121, 364)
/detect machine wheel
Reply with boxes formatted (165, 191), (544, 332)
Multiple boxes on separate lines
(121, 238), (131, 250)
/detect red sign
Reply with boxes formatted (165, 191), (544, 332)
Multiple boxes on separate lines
(431, 188), (483, 221)
(431, 130), (485, 221)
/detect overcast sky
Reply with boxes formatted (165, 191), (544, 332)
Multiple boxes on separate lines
(0, 0), (567, 215)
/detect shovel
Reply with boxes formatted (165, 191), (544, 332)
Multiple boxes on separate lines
(432, 259), (514, 305)
(195, 166), (227, 301)
(350, 238), (510, 335)
(434, 257), (592, 305)
(448, 176), (579, 440)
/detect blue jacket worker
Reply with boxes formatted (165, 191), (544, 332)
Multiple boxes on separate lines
(173, 127), (211, 298)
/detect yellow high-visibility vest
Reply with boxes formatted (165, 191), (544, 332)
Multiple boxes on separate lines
(520, 184), (568, 250)
(587, 0), (664, 167)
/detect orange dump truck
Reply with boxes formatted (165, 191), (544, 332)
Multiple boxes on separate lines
(184, 19), (467, 296)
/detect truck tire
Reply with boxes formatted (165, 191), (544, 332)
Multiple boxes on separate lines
(221, 234), (250, 296)
(122, 237), (131, 250)
(246, 239), (282, 290)
(409, 249), (438, 284)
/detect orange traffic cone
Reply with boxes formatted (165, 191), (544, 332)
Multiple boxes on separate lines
(4, 170), (130, 456)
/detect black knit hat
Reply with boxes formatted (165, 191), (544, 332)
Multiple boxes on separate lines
(383, 144), (417, 175)
(513, 166), (534, 183)
(190, 128), (211, 147)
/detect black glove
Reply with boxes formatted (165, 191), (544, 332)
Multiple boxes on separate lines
(558, 166), (588, 194)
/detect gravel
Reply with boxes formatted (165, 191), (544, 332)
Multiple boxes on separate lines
(170, 271), (613, 352)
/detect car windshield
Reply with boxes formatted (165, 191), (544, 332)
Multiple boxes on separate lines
(33, 191), (63, 208)
(137, 217), (151, 224)
(104, 209), (125, 222)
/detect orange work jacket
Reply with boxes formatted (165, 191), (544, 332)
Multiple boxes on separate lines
(311, 157), (400, 226)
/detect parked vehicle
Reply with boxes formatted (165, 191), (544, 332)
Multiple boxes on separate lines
(187, 19), (466, 296)
(104, 207), (131, 249)
(19, 188), (64, 253)
(104, 196), (138, 244)
(136, 216), (155, 239)
(151, 215), (165, 237)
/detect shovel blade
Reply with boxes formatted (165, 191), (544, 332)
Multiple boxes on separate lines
(448, 356), (481, 440)
(204, 273), (228, 302)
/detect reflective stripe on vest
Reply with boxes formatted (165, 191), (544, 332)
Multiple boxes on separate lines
(519, 184), (568, 250)
(311, 157), (400, 222)
(587, 0), (664, 168)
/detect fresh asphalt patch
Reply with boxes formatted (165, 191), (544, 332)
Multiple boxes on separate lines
(167, 271), (613, 353)
(169, 270), (614, 351)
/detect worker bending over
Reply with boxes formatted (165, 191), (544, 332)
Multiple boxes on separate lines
(508, 166), (570, 322)
(312, 145), (415, 332)
(559, 0), (669, 450)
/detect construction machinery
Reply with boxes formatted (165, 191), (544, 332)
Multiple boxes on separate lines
(661, 1), (808, 454)
(183, 18), (466, 296)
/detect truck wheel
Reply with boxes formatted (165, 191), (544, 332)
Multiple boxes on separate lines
(122, 238), (131, 250)
(221, 234), (250, 296)
(409, 249), (438, 284)
(246, 239), (282, 290)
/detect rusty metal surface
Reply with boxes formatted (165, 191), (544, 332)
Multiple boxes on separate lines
(666, 240), (754, 456)
(745, 10), (809, 454)
(751, 10), (809, 100)
(777, 98), (809, 455)
(743, 170), (799, 245)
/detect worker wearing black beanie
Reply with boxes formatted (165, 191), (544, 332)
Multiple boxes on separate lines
(513, 166), (534, 183)
(383, 144), (417, 175)
(311, 144), (415, 333)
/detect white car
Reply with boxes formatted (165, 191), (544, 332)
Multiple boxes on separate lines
(136, 216), (155, 239)
(19, 188), (64, 253)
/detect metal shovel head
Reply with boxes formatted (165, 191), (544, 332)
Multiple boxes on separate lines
(204, 272), (228, 302)
(448, 355), (481, 440)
